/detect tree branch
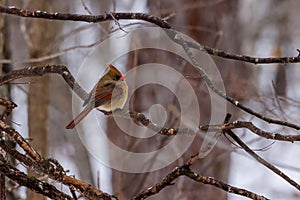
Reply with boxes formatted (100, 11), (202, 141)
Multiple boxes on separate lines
(0, 99), (116, 200)
(0, 156), (72, 200)
(0, 4), (293, 200)
(0, 5), (170, 28)
(200, 120), (300, 142)
(191, 41), (300, 64)
(225, 129), (300, 191)
(114, 109), (196, 136)
(1, 6), (299, 131)
(1, 5), (299, 65)
(0, 64), (87, 99)
(132, 161), (268, 200)
(0, 121), (116, 199)
(183, 167), (269, 200)
(167, 30), (300, 130)
(1, 65), (298, 144)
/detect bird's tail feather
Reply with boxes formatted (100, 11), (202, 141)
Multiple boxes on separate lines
(66, 107), (92, 129)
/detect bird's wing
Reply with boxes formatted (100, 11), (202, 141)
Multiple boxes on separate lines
(93, 84), (113, 107)
(82, 82), (112, 107)
(95, 83), (125, 105)
(84, 81), (125, 108)
(92, 82), (119, 107)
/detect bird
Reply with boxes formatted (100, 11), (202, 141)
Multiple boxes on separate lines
(66, 64), (128, 129)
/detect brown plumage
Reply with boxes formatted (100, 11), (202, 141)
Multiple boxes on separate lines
(66, 64), (128, 129)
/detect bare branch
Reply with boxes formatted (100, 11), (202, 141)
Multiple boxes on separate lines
(0, 98), (116, 200)
(167, 30), (300, 130)
(225, 129), (300, 191)
(0, 41), (103, 65)
(201, 44), (300, 64)
(132, 162), (268, 200)
(0, 5), (299, 66)
(0, 4), (291, 200)
(183, 167), (269, 200)
(133, 112), (268, 200)
(0, 5), (170, 28)
(0, 156), (72, 200)
(114, 109), (196, 136)
(1, 65), (298, 143)
(0, 64), (87, 99)
(200, 121), (300, 142)
(0, 120), (44, 163)
(0, 98), (17, 121)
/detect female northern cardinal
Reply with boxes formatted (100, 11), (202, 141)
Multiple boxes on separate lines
(66, 64), (128, 129)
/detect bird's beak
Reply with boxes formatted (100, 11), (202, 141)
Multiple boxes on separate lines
(120, 75), (126, 80)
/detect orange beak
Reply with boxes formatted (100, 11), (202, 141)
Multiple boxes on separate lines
(120, 75), (126, 80)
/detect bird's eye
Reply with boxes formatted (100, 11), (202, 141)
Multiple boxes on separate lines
(115, 75), (121, 80)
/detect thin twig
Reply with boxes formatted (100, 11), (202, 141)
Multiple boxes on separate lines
(108, 12), (128, 33)
(0, 40), (103, 65)
(225, 129), (300, 191)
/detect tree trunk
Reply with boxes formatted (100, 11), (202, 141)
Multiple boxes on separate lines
(26, 1), (50, 199)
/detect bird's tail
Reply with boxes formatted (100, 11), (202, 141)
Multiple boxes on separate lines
(66, 107), (92, 129)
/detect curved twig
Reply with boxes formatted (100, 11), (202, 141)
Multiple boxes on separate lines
(0, 64), (87, 99)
